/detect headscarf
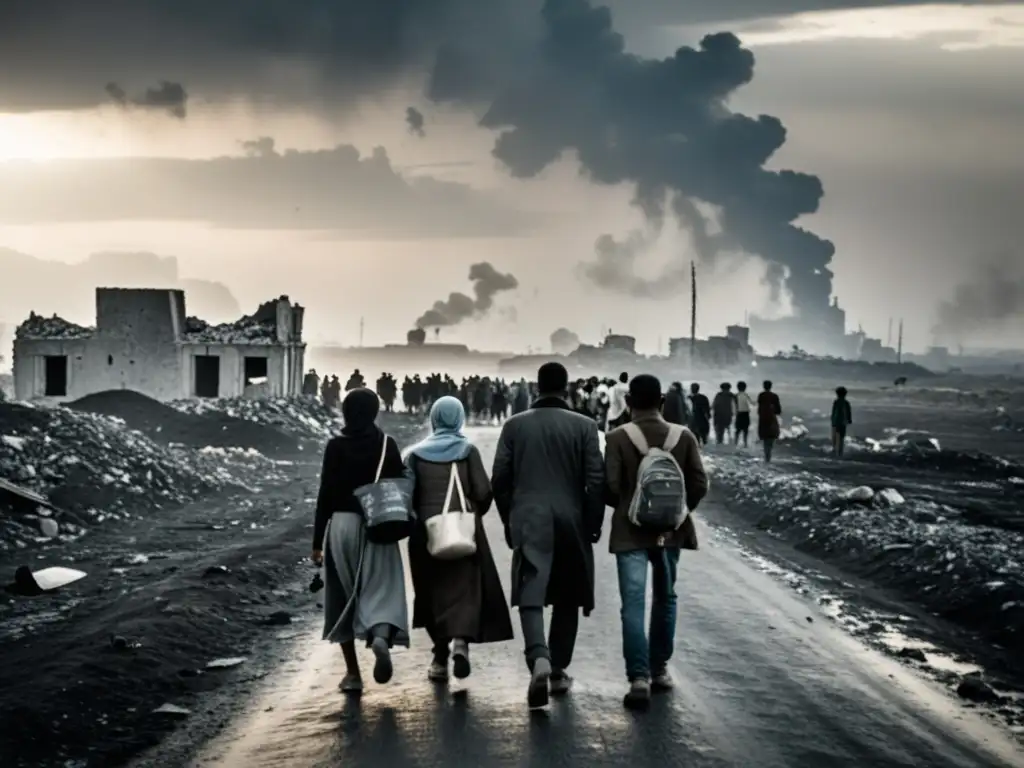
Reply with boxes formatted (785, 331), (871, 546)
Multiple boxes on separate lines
(341, 388), (380, 436)
(405, 396), (472, 463)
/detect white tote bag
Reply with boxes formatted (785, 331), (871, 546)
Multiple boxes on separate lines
(425, 462), (477, 560)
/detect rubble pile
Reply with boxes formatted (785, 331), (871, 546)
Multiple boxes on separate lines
(170, 396), (342, 440)
(182, 315), (277, 344)
(786, 430), (1022, 479)
(707, 453), (1024, 647)
(181, 297), (290, 345)
(0, 402), (292, 551)
(69, 390), (301, 455)
(15, 312), (93, 340)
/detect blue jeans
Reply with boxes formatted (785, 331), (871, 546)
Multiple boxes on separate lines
(616, 548), (680, 681)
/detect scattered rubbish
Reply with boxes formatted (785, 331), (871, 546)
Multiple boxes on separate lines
(110, 635), (142, 651)
(206, 657), (247, 670)
(845, 486), (875, 503)
(4, 565), (87, 596)
(152, 703), (191, 717)
(898, 647), (927, 663)
(265, 610), (292, 626)
(203, 565), (230, 578)
(956, 675), (1001, 704)
(877, 488), (905, 507)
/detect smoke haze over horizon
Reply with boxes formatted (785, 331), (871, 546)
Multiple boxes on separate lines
(1, 1), (1022, 354)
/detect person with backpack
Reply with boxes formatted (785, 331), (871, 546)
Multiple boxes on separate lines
(603, 374), (708, 710)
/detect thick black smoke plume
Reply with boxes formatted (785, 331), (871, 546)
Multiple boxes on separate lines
(406, 107), (426, 137)
(105, 81), (187, 119)
(415, 262), (519, 328)
(932, 251), (1024, 343)
(550, 327), (581, 354)
(431, 0), (834, 314)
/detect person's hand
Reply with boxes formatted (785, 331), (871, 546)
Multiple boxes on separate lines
(311, 549), (323, 566)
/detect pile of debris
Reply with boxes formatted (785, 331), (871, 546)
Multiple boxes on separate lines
(182, 297), (288, 345)
(0, 401), (290, 551)
(15, 312), (93, 340)
(170, 396), (341, 440)
(707, 453), (1024, 648)
(69, 390), (302, 455)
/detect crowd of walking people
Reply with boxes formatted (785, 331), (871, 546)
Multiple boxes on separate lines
(305, 365), (846, 463)
(309, 363), (864, 715)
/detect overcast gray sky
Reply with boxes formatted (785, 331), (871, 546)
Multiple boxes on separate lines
(1, 0), (1020, 354)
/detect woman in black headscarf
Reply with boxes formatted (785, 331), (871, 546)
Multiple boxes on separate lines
(312, 388), (410, 694)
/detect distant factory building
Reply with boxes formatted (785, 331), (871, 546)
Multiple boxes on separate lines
(13, 288), (305, 402)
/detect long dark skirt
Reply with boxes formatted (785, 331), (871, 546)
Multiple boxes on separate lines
(408, 514), (514, 644)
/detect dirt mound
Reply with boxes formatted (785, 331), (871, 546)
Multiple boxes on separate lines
(0, 402), (293, 551)
(169, 396), (342, 441)
(708, 453), (1024, 651)
(69, 390), (299, 455)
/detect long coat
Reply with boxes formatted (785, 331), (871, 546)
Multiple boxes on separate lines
(757, 391), (782, 440)
(662, 387), (689, 425)
(491, 397), (605, 616)
(406, 448), (514, 644)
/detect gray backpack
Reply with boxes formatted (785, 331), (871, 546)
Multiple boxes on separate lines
(622, 423), (689, 533)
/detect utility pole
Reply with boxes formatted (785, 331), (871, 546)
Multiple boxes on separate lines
(690, 261), (697, 356)
(359, 317), (364, 347)
(887, 317), (893, 348)
(897, 319), (904, 364)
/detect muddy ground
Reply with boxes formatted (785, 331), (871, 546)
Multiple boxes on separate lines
(0, 410), (424, 768)
(707, 379), (1024, 683)
(2, 375), (1023, 766)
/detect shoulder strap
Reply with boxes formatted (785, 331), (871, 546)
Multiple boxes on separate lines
(662, 424), (684, 452)
(373, 434), (388, 482)
(442, 461), (468, 514)
(622, 422), (649, 455)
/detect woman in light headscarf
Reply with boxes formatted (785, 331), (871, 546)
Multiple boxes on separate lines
(312, 388), (410, 694)
(404, 396), (514, 682)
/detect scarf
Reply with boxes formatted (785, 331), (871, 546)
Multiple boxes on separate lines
(406, 395), (472, 462)
(341, 387), (380, 436)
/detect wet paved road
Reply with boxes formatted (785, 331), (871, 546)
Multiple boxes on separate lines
(190, 427), (1022, 768)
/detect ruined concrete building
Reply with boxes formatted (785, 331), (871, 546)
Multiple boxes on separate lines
(13, 288), (305, 402)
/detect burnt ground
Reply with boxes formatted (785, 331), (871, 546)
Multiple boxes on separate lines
(0, 412), (425, 768)
(67, 390), (305, 457)
(705, 379), (1024, 692)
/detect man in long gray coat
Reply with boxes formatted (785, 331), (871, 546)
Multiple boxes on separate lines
(491, 362), (605, 709)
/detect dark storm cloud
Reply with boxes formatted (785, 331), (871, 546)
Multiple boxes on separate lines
(0, 141), (536, 238)
(0, 0), (845, 309)
(106, 80), (187, 118)
(415, 262), (519, 328)
(406, 106), (426, 136)
(0, 248), (241, 328)
(0, 0), (538, 113)
(932, 251), (1024, 343)
(433, 1), (835, 313)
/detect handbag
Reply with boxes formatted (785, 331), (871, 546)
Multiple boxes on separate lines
(352, 434), (415, 544)
(425, 461), (477, 560)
